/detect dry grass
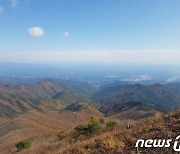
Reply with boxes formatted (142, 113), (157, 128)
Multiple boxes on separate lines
(0, 108), (104, 154)
(61, 110), (180, 154)
(0, 110), (179, 154)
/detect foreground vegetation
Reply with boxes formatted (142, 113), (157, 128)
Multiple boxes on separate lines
(63, 111), (180, 154)
(13, 110), (180, 153)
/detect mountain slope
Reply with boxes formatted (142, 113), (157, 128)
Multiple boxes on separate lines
(64, 102), (104, 117)
(0, 80), (86, 117)
(54, 79), (98, 98)
(63, 110), (180, 154)
(3, 109), (179, 154)
(0, 103), (104, 154)
(101, 101), (159, 120)
(91, 83), (180, 115)
(165, 82), (180, 93)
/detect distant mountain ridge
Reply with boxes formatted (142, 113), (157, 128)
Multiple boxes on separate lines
(91, 83), (180, 117)
(0, 79), (180, 120)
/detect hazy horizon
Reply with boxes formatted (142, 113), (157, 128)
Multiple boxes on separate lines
(0, 63), (179, 84)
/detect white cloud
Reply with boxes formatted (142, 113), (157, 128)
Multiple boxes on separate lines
(28, 27), (44, 37)
(0, 6), (4, 13)
(63, 32), (69, 38)
(10, 0), (20, 8)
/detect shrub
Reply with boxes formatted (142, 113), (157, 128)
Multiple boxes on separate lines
(86, 121), (102, 133)
(99, 118), (105, 124)
(75, 122), (102, 135)
(75, 125), (88, 132)
(58, 131), (68, 139)
(106, 120), (119, 129)
(15, 141), (32, 152)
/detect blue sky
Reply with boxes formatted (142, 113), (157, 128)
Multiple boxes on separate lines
(0, 0), (180, 63)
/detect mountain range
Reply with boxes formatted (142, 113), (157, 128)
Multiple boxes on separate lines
(0, 79), (180, 120)
(0, 80), (89, 117)
(0, 79), (180, 153)
(91, 83), (180, 118)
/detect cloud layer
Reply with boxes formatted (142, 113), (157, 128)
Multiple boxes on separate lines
(0, 49), (180, 63)
(28, 27), (44, 37)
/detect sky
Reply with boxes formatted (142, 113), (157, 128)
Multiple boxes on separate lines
(0, 0), (180, 63)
